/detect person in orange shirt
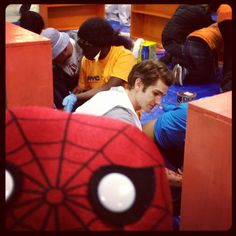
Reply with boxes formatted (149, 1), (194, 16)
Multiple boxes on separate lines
(217, 4), (232, 92)
(160, 4), (216, 66)
(62, 17), (136, 112)
(172, 22), (224, 85)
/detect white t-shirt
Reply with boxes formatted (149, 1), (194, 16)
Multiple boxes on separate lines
(74, 86), (142, 130)
(60, 38), (83, 78)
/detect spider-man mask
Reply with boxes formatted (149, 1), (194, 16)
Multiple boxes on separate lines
(5, 107), (173, 230)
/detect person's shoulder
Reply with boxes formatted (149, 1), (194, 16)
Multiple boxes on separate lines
(171, 103), (188, 112)
(162, 103), (188, 119)
(117, 46), (136, 63)
(178, 102), (188, 110)
(163, 103), (188, 112)
(112, 45), (133, 54)
(80, 56), (91, 68)
(109, 46), (135, 65)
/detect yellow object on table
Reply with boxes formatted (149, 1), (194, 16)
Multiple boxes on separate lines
(137, 40), (157, 63)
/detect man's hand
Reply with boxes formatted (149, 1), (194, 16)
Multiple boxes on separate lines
(165, 168), (183, 187)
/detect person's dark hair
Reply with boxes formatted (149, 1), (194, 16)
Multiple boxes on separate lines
(127, 59), (174, 91)
(77, 17), (133, 50)
(19, 4), (31, 15)
(207, 3), (222, 13)
(19, 11), (45, 34)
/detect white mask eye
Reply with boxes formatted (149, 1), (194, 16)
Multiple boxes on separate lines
(89, 166), (155, 226)
(5, 170), (14, 201)
(97, 173), (136, 213)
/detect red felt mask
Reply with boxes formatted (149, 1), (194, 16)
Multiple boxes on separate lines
(5, 107), (173, 230)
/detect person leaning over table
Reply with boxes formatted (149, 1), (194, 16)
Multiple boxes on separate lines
(74, 59), (182, 186)
(142, 102), (188, 217)
(74, 59), (173, 130)
(41, 27), (83, 109)
(142, 103), (188, 171)
(172, 22), (223, 86)
(62, 16), (136, 112)
(159, 4), (219, 66)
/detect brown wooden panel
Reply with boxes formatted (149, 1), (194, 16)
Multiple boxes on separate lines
(6, 22), (54, 108)
(131, 4), (179, 44)
(39, 4), (104, 31)
(180, 92), (232, 230)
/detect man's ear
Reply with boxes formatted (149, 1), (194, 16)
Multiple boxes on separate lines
(134, 78), (143, 91)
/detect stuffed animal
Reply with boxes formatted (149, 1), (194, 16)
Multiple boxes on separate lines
(5, 107), (173, 230)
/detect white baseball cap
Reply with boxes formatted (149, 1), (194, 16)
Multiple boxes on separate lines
(41, 27), (69, 59)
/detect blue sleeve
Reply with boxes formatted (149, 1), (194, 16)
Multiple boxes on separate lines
(154, 103), (188, 150)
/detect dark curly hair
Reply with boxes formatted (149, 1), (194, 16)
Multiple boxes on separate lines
(19, 11), (45, 34)
(77, 17), (133, 50)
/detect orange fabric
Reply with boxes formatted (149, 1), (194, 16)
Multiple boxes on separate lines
(188, 23), (223, 52)
(217, 4), (232, 23)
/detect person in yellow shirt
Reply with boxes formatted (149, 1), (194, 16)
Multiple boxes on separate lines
(63, 17), (135, 112)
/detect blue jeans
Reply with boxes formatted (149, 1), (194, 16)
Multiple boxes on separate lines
(183, 38), (217, 83)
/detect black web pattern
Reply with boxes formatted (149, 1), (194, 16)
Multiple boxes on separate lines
(6, 108), (171, 230)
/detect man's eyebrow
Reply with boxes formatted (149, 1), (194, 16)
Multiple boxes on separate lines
(154, 89), (166, 96)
